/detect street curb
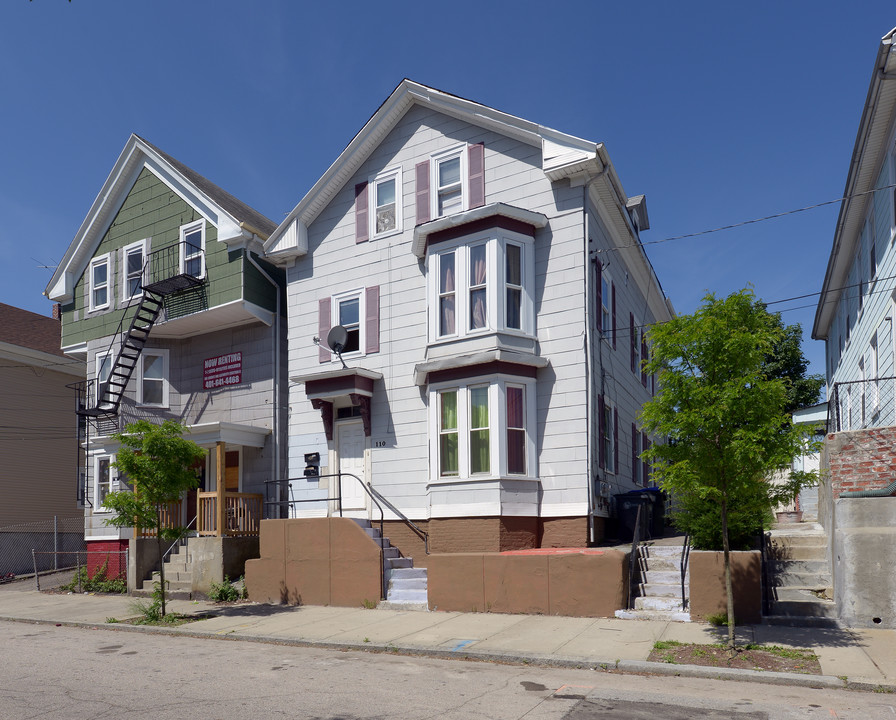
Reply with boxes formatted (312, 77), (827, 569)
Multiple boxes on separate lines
(6, 614), (896, 694)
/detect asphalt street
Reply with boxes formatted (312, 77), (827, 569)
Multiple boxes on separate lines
(4, 621), (896, 719)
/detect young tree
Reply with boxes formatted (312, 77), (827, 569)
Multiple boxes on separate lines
(640, 290), (815, 650)
(103, 420), (206, 617)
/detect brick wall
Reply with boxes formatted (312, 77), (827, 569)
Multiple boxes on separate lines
(826, 427), (896, 499)
(86, 539), (128, 579)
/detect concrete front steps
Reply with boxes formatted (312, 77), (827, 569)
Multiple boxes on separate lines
(765, 522), (837, 627)
(133, 539), (195, 600)
(615, 542), (690, 622)
(353, 520), (428, 611)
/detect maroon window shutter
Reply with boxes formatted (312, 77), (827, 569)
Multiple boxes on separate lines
(318, 297), (331, 363)
(595, 262), (603, 333)
(365, 285), (380, 354)
(415, 161), (430, 225)
(611, 282), (617, 349)
(355, 182), (369, 243)
(630, 313), (636, 372)
(632, 423), (639, 485)
(613, 407), (619, 473)
(468, 142), (485, 209)
(641, 432), (650, 485)
(640, 333), (648, 386)
(598, 395), (605, 469)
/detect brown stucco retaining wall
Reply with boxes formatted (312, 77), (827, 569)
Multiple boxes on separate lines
(427, 549), (627, 616)
(245, 518), (381, 607)
(688, 550), (761, 624)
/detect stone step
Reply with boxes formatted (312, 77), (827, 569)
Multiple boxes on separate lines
(389, 576), (427, 592)
(378, 600), (429, 611)
(772, 587), (834, 603)
(615, 608), (691, 622)
(639, 557), (679, 572)
(767, 534), (826, 548)
(638, 583), (687, 599)
(642, 570), (684, 584)
(766, 559), (829, 575)
(766, 545), (826, 561)
(640, 545), (685, 558)
(382, 547), (400, 559)
(389, 567), (427, 580)
(764, 614), (840, 628)
(634, 595), (684, 612)
(768, 599), (838, 619)
(387, 557), (413, 569)
(767, 571), (832, 588)
(152, 570), (192, 583)
(387, 587), (428, 603)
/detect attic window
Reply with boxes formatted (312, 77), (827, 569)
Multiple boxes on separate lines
(89, 254), (111, 312)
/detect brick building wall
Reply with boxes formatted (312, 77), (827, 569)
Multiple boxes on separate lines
(826, 427), (896, 499)
(86, 539), (128, 579)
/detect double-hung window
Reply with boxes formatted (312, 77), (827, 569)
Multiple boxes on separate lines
(180, 220), (205, 279)
(600, 273), (611, 337)
(432, 378), (534, 481)
(602, 399), (616, 474)
(333, 290), (363, 355)
(428, 233), (534, 342)
(89, 254), (111, 312)
(95, 455), (114, 511)
(138, 349), (168, 407)
(122, 240), (148, 302)
(372, 167), (401, 238)
(432, 146), (465, 218)
(95, 352), (112, 406)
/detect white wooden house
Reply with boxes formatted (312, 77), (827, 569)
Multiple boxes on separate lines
(264, 81), (672, 556)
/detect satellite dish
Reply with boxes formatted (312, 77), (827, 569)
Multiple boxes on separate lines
(327, 325), (349, 369)
(327, 325), (348, 353)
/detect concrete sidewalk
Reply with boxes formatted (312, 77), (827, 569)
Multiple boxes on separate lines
(1, 580), (894, 692)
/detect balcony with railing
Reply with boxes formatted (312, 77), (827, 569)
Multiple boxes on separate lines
(197, 492), (263, 537)
(828, 377), (896, 432)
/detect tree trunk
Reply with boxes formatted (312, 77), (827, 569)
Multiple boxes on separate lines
(156, 507), (166, 617)
(720, 496), (735, 651)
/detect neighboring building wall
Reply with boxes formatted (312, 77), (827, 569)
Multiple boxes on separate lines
(0, 362), (83, 526)
(825, 427), (896, 499)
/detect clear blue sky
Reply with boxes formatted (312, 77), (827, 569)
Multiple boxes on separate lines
(2, 1), (894, 382)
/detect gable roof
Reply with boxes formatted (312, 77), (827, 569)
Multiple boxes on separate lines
(813, 27), (896, 339)
(0, 302), (67, 357)
(45, 135), (275, 304)
(263, 79), (614, 260)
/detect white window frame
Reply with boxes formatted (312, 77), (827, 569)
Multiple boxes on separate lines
(137, 349), (169, 407)
(121, 239), (149, 302)
(370, 166), (402, 239)
(94, 351), (113, 406)
(427, 231), (535, 344)
(89, 253), (112, 312)
(428, 375), (537, 483)
(431, 144), (467, 219)
(331, 288), (366, 358)
(179, 220), (206, 279)
(94, 454), (116, 512)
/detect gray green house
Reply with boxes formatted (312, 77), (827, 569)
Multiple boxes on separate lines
(44, 135), (286, 593)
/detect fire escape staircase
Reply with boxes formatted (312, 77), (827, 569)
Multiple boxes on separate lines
(78, 242), (204, 418)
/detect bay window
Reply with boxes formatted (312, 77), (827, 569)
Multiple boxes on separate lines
(428, 232), (534, 342)
(432, 377), (535, 481)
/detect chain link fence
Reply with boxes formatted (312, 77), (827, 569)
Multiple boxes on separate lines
(0, 516), (86, 585)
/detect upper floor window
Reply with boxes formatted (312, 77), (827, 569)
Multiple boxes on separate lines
(122, 240), (148, 302)
(89, 253), (111, 312)
(428, 232), (534, 343)
(600, 397), (617, 474)
(373, 167), (401, 238)
(415, 143), (484, 225)
(433, 146), (465, 218)
(95, 455), (115, 511)
(180, 220), (205, 279)
(138, 349), (169, 407)
(95, 352), (112, 406)
(318, 287), (380, 362)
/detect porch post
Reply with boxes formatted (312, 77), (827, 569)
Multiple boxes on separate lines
(216, 441), (226, 538)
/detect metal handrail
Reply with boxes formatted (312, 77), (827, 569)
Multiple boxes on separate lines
(680, 532), (690, 610)
(365, 482), (429, 555)
(627, 504), (643, 609)
(162, 515), (197, 563)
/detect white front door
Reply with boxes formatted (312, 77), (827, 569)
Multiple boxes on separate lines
(335, 421), (367, 515)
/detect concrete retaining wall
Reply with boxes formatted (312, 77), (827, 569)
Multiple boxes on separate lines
(427, 549), (627, 617)
(245, 518), (381, 607)
(834, 498), (896, 628)
(688, 550), (761, 624)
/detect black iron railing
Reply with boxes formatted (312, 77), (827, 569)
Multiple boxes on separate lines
(828, 377), (896, 433)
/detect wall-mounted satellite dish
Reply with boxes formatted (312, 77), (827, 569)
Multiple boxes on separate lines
(327, 325), (349, 369)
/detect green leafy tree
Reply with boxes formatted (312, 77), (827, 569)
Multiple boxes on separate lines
(640, 290), (816, 650)
(764, 314), (825, 414)
(103, 420), (205, 617)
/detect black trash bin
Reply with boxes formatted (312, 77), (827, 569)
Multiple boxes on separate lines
(638, 487), (666, 537)
(614, 493), (652, 543)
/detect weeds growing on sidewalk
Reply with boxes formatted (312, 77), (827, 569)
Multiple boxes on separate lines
(60, 560), (126, 594)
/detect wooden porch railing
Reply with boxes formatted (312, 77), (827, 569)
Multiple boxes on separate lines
(135, 500), (183, 539)
(197, 492), (263, 537)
